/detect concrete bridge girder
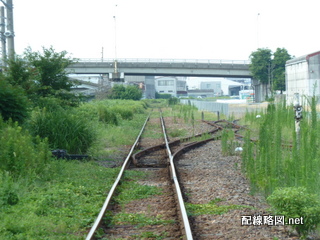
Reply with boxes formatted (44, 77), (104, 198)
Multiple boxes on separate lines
(67, 60), (252, 78)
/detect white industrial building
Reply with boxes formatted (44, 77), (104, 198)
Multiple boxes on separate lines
(188, 77), (246, 96)
(155, 76), (187, 97)
(200, 81), (222, 95)
(286, 51), (320, 104)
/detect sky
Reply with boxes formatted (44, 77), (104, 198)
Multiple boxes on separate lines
(3, 0), (320, 61)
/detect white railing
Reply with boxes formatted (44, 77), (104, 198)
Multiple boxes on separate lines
(76, 58), (250, 65)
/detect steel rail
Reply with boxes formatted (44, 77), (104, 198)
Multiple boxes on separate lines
(160, 113), (194, 240)
(86, 114), (150, 240)
(132, 127), (220, 166)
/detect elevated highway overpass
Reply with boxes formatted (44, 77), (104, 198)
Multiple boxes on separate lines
(67, 58), (252, 78)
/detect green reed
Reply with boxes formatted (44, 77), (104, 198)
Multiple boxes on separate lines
(242, 97), (320, 196)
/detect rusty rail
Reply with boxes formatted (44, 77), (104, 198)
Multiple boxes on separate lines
(86, 114), (150, 240)
(160, 113), (194, 240)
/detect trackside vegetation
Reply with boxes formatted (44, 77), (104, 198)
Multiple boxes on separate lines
(240, 98), (320, 238)
(0, 99), (149, 239)
(5, 45), (319, 239)
(0, 47), (159, 239)
(0, 93), (217, 239)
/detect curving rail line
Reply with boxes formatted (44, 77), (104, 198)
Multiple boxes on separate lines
(86, 113), (249, 239)
(160, 113), (193, 240)
(86, 111), (196, 239)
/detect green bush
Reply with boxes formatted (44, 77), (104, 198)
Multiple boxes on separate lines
(34, 94), (83, 110)
(0, 171), (20, 207)
(155, 92), (172, 99)
(97, 105), (118, 125)
(0, 79), (29, 123)
(267, 187), (320, 239)
(168, 97), (179, 105)
(33, 96), (65, 111)
(108, 84), (142, 100)
(110, 106), (133, 120)
(28, 108), (96, 154)
(0, 119), (51, 178)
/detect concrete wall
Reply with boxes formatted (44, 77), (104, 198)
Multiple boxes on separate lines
(252, 79), (268, 102)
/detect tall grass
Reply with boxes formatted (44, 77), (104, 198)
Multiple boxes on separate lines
(77, 99), (146, 124)
(0, 99), (149, 239)
(27, 108), (96, 154)
(241, 98), (320, 237)
(242, 98), (320, 196)
(0, 118), (51, 178)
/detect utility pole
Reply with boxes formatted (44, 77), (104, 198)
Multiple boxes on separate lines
(0, 0), (15, 60)
(110, 3), (124, 82)
(6, 0), (14, 59)
(101, 47), (104, 62)
(0, 6), (6, 65)
(268, 60), (274, 98)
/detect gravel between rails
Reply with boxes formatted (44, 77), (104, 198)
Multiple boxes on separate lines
(101, 115), (299, 239)
(176, 141), (297, 240)
(164, 116), (297, 239)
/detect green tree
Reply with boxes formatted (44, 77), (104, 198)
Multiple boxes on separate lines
(0, 78), (29, 123)
(249, 48), (272, 84)
(122, 85), (142, 100)
(24, 46), (75, 97)
(5, 56), (35, 95)
(272, 48), (292, 93)
(109, 84), (126, 99)
(109, 84), (142, 100)
(249, 48), (292, 99)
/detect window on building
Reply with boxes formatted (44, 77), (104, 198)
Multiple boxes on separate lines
(167, 80), (174, 86)
(158, 80), (165, 86)
(158, 80), (174, 86)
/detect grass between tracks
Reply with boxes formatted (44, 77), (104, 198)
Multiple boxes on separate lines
(186, 198), (253, 216)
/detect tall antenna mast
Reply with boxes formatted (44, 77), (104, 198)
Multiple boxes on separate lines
(109, 2), (124, 82)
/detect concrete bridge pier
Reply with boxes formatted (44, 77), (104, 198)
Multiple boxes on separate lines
(145, 76), (155, 99)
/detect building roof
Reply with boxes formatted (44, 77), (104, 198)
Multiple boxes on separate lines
(286, 50), (320, 65)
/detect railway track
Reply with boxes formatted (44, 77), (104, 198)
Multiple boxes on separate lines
(86, 110), (224, 240)
(86, 111), (291, 239)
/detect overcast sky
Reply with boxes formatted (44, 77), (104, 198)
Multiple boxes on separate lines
(4, 0), (320, 61)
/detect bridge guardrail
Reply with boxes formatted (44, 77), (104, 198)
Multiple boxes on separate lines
(76, 58), (250, 65)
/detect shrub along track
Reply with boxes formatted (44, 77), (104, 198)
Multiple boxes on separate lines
(88, 112), (296, 239)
